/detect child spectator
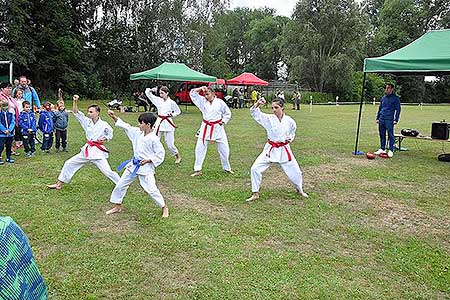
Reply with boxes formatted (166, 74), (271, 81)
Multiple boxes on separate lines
(19, 101), (37, 157)
(38, 102), (54, 153)
(0, 100), (16, 164)
(53, 100), (69, 152)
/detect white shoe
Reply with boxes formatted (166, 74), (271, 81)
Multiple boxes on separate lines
(387, 150), (394, 158)
(374, 149), (386, 155)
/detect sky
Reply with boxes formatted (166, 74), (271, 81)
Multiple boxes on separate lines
(230, 0), (297, 17)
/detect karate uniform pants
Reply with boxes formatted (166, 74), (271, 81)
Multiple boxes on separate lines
(110, 169), (165, 208)
(250, 151), (304, 193)
(194, 135), (231, 172)
(158, 130), (179, 156)
(58, 152), (120, 184)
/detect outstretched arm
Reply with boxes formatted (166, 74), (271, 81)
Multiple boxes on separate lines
(72, 95), (79, 114)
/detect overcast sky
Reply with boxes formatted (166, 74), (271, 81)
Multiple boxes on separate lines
(229, 0), (297, 17)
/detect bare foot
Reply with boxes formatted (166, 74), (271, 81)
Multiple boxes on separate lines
(190, 171), (202, 177)
(106, 205), (122, 215)
(47, 181), (64, 190)
(162, 206), (169, 218)
(246, 192), (259, 202)
(296, 189), (309, 198)
(175, 154), (182, 164)
(225, 169), (235, 175)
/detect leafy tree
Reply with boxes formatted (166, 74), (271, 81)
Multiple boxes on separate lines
(282, 0), (365, 98)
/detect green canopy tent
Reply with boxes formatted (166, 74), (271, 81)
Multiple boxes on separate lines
(130, 62), (217, 82)
(354, 29), (450, 154)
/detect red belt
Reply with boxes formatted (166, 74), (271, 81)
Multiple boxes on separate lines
(267, 140), (292, 161)
(84, 140), (109, 157)
(202, 119), (222, 144)
(156, 115), (177, 135)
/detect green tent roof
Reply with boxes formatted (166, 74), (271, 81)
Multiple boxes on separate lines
(130, 62), (217, 82)
(364, 29), (450, 74)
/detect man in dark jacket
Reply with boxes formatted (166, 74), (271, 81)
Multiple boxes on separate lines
(375, 84), (401, 158)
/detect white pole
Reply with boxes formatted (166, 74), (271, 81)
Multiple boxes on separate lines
(309, 95), (312, 113)
(9, 61), (13, 84)
(336, 95), (339, 106)
(373, 97), (376, 105)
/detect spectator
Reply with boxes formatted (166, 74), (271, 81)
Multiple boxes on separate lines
(0, 82), (21, 156)
(12, 76), (41, 110)
(38, 102), (54, 153)
(53, 100), (69, 152)
(0, 99), (15, 164)
(19, 101), (37, 157)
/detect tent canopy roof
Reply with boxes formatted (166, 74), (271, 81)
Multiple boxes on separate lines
(227, 72), (268, 86)
(130, 62), (216, 82)
(364, 29), (450, 74)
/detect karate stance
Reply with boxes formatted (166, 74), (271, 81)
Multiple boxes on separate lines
(105, 110), (169, 218)
(47, 95), (120, 190)
(145, 86), (182, 164)
(246, 97), (308, 202)
(190, 86), (234, 177)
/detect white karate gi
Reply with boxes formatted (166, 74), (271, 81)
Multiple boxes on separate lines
(249, 106), (305, 193)
(57, 111), (120, 184)
(190, 90), (232, 172)
(109, 118), (166, 208)
(145, 88), (181, 156)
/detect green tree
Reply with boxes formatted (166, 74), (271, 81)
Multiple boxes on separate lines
(282, 0), (365, 98)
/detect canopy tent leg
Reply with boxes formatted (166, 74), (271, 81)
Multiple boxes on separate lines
(353, 72), (367, 155)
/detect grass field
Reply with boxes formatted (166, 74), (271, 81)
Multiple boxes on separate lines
(1, 102), (450, 299)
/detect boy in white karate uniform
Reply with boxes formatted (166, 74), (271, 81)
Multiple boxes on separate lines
(105, 110), (169, 218)
(190, 86), (234, 177)
(47, 95), (120, 190)
(246, 97), (308, 202)
(145, 86), (182, 164)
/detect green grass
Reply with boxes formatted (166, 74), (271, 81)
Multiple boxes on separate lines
(1, 102), (450, 299)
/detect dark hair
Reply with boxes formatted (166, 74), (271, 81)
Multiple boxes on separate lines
(0, 82), (12, 89)
(386, 83), (395, 89)
(159, 86), (169, 93)
(206, 86), (215, 93)
(88, 104), (101, 113)
(138, 112), (157, 127)
(272, 97), (285, 107)
(22, 101), (30, 108)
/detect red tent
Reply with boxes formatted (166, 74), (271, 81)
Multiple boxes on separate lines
(227, 72), (268, 86)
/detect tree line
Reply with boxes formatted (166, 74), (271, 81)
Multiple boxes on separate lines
(0, 0), (449, 102)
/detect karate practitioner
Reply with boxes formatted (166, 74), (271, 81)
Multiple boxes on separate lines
(190, 86), (234, 177)
(246, 97), (308, 202)
(47, 95), (120, 190)
(105, 110), (169, 218)
(145, 86), (182, 164)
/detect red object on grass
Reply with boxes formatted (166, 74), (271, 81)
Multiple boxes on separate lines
(366, 152), (376, 159)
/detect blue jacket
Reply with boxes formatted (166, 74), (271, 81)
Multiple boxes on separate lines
(52, 109), (69, 130)
(12, 86), (41, 108)
(19, 111), (37, 134)
(377, 92), (401, 122)
(38, 111), (54, 133)
(0, 111), (15, 137)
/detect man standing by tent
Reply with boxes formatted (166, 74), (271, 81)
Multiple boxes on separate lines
(375, 84), (401, 158)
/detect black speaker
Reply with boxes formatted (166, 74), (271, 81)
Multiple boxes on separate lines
(431, 121), (449, 140)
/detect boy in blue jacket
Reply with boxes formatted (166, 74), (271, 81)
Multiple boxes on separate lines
(19, 101), (37, 157)
(38, 102), (54, 153)
(0, 100), (16, 164)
